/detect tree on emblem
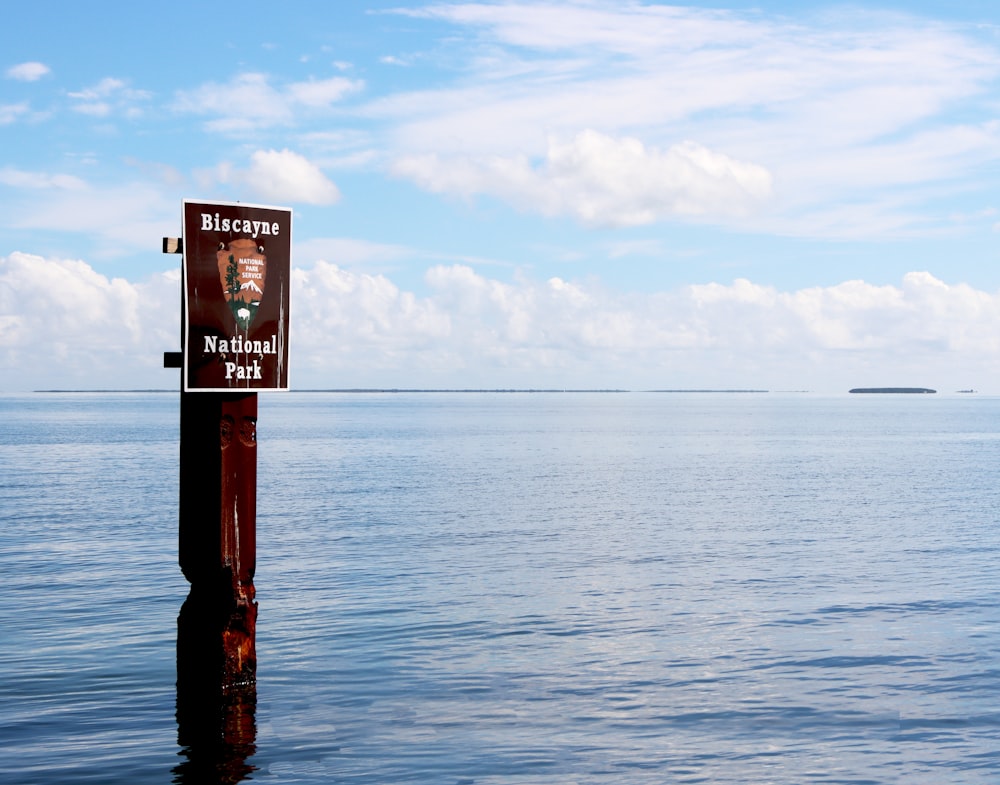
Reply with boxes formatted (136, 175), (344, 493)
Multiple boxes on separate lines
(225, 254), (240, 301)
(224, 253), (251, 327)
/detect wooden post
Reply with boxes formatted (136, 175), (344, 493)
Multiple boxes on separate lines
(173, 393), (258, 781)
(177, 391), (258, 690)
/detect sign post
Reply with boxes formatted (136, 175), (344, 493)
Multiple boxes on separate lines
(168, 199), (291, 736)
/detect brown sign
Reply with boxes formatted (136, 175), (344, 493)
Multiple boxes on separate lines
(182, 200), (291, 391)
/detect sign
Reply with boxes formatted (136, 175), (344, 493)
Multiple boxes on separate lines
(182, 199), (291, 391)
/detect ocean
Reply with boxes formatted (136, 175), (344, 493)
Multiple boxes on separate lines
(1, 391), (998, 784)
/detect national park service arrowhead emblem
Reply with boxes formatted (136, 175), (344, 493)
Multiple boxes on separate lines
(217, 238), (267, 329)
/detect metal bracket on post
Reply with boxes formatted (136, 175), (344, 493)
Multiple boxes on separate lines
(163, 238), (184, 369)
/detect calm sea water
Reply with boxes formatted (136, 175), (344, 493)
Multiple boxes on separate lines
(1, 391), (999, 784)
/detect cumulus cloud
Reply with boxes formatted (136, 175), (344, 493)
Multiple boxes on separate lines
(174, 73), (363, 133)
(0, 252), (179, 388)
(213, 149), (340, 205)
(293, 260), (450, 352)
(6, 61), (50, 81)
(273, 262), (1000, 389)
(4, 253), (999, 391)
(394, 130), (771, 226)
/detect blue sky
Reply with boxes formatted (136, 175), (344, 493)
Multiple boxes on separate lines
(3, 1), (1000, 391)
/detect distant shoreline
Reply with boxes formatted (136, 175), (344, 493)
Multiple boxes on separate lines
(848, 387), (936, 394)
(30, 388), (777, 394)
(647, 389), (769, 393)
(33, 388), (632, 394)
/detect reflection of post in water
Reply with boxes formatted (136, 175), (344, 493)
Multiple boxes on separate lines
(174, 392), (259, 783)
(175, 611), (257, 782)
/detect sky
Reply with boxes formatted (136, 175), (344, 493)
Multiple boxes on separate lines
(3, 0), (1000, 392)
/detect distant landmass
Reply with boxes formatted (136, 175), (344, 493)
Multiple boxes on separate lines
(648, 389), (769, 393)
(35, 389), (174, 393)
(34, 388), (629, 394)
(849, 387), (936, 394)
(301, 389), (630, 393)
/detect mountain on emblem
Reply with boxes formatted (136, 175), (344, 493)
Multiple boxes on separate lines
(217, 238), (267, 329)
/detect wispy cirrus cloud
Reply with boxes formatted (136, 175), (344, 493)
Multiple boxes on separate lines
(374, 2), (1000, 237)
(0, 167), (87, 190)
(68, 77), (151, 117)
(174, 72), (363, 133)
(6, 177), (176, 255)
(0, 103), (30, 125)
(294, 237), (414, 267)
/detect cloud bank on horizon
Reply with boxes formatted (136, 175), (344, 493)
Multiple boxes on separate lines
(2, 1), (1000, 391)
(4, 251), (996, 392)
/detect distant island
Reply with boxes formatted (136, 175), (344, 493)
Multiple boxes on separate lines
(849, 387), (936, 394)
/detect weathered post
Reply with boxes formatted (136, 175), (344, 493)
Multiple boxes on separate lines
(176, 391), (259, 688)
(173, 393), (259, 783)
(165, 200), (291, 772)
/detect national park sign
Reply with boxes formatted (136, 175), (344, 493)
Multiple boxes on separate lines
(182, 199), (291, 391)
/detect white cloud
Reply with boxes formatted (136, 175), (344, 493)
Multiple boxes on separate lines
(0, 168), (87, 190)
(213, 149), (340, 205)
(8, 179), (177, 256)
(4, 252), (1000, 392)
(294, 237), (413, 267)
(6, 61), (50, 82)
(68, 77), (127, 101)
(174, 72), (363, 133)
(0, 103), (29, 125)
(293, 260), (450, 346)
(393, 130), (772, 226)
(174, 73), (291, 132)
(372, 3), (1000, 237)
(604, 239), (668, 260)
(288, 262), (1000, 389)
(68, 77), (151, 117)
(0, 252), (179, 387)
(397, 3), (753, 54)
(288, 77), (362, 107)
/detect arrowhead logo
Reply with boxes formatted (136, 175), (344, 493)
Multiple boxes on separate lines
(217, 238), (267, 330)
